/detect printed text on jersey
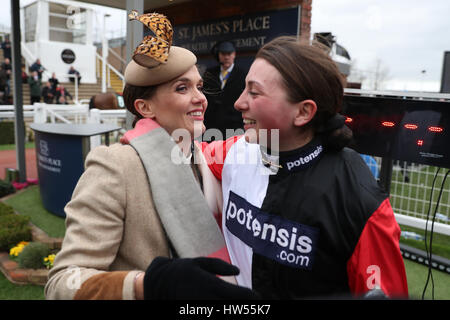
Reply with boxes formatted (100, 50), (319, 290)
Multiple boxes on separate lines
(225, 191), (319, 270)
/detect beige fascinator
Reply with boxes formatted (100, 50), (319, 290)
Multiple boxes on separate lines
(124, 11), (197, 86)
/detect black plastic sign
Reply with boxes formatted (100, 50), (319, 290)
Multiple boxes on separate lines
(61, 49), (76, 64)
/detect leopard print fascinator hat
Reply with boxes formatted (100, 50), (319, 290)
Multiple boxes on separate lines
(124, 11), (197, 86)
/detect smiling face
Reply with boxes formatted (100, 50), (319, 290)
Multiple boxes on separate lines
(136, 65), (207, 139)
(234, 58), (308, 150)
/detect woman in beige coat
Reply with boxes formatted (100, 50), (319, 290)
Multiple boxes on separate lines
(45, 12), (255, 300)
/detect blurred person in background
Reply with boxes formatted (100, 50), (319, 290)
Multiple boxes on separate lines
(68, 66), (82, 84)
(203, 41), (246, 140)
(41, 81), (54, 104)
(55, 84), (72, 104)
(28, 71), (41, 104)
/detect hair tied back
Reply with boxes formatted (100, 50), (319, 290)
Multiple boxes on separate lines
(317, 113), (346, 133)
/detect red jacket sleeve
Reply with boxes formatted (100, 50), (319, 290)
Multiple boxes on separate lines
(346, 198), (409, 298)
(200, 135), (242, 181)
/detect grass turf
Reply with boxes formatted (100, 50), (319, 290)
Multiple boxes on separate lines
(0, 143), (35, 151)
(399, 224), (450, 260)
(0, 271), (44, 300)
(390, 165), (450, 219)
(3, 185), (66, 238)
(404, 258), (450, 300)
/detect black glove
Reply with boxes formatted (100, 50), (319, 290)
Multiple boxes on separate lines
(362, 288), (388, 300)
(143, 256), (259, 300)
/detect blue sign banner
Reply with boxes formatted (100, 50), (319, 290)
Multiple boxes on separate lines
(35, 131), (85, 217)
(171, 6), (300, 55)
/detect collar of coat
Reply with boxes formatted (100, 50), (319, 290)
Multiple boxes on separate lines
(120, 118), (231, 262)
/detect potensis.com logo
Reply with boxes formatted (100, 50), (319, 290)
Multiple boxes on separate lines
(225, 191), (319, 270)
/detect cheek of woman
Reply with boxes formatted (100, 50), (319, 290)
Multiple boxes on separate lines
(168, 96), (206, 139)
(256, 98), (295, 130)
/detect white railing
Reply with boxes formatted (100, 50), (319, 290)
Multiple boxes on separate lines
(108, 47), (127, 69)
(0, 105), (36, 119)
(344, 88), (450, 101)
(95, 52), (125, 92)
(20, 42), (36, 73)
(0, 103), (127, 126)
(32, 103), (89, 124)
(1, 104), (126, 151)
(362, 154), (450, 236)
(395, 214), (450, 236)
(65, 74), (80, 103)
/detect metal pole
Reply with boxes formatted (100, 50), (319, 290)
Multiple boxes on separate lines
(125, 0), (143, 129)
(379, 157), (393, 195)
(101, 42), (107, 93)
(10, 0), (27, 183)
(75, 75), (78, 103)
(102, 14), (110, 93)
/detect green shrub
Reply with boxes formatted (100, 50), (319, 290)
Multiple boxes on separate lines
(17, 242), (50, 269)
(0, 121), (15, 144)
(0, 180), (16, 198)
(0, 201), (14, 216)
(0, 213), (32, 251)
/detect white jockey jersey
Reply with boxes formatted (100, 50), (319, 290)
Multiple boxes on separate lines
(204, 134), (407, 299)
(221, 137), (270, 288)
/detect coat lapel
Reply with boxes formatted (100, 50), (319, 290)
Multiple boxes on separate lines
(121, 119), (231, 262)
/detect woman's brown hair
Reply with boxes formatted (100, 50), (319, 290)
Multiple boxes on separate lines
(122, 83), (158, 127)
(256, 36), (352, 151)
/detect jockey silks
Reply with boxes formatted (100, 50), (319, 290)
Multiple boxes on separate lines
(203, 136), (408, 299)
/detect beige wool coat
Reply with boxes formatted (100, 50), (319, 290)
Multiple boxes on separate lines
(44, 142), (223, 300)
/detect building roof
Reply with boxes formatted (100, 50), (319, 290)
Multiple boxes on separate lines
(72, 0), (190, 10)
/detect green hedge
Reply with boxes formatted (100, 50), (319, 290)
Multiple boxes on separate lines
(0, 202), (14, 216)
(0, 202), (32, 251)
(0, 121), (15, 145)
(17, 242), (50, 269)
(0, 180), (16, 198)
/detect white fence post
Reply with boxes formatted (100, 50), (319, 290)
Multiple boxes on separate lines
(33, 103), (46, 123)
(75, 76), (79, 103)
(88, 108), (101, 149)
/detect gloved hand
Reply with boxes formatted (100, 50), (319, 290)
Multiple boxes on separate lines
(362, 288), (388, 300)
(143, 256), (259, 300)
